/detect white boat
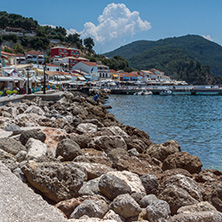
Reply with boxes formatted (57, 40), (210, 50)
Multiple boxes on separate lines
(134, 90), (153, 95)
(159, 90), (172, 96)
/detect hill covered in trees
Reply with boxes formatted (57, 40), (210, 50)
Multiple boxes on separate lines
(0, 11), (94, 54)
(104, 35), (222, 84)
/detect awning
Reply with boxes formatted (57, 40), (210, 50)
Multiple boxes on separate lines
(0, 76), (14, 81)
(77, 76), (86, 81)
(84, 75), (92, 79)
(12, 77), (24, 81)
(112, 74), (119, 77)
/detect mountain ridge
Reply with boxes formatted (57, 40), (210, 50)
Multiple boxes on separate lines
(104, 35), (222, 78)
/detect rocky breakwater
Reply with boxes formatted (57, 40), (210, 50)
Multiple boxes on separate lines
(0, 90), (222, 221)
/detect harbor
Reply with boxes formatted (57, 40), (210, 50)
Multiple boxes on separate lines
(109, 85), (222, 95)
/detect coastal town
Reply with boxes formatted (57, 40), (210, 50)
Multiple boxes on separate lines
(0, 45), (187, 96)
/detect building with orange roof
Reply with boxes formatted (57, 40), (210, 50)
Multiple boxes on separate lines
(1, 51), (17, 65)
(25, 50), (45, 64)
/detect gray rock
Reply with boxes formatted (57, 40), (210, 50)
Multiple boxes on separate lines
(103, 210), (124, 222)
(24, 105), (45, 116)
(146, 198), (171, 222)
(19, 129), (46, 146)
(21, 161), (86, 202)
(140, 174), (159, 195)
(16, 150), (27, 162)
(78, 177), (101, 195)
(110, 193), (142, 218)
(0, 161), (67, 222)
(56, 138), (82, 161)
(70, 199), (108, 219)
(89, 135), (127, 153)
(74, 162), (114, 180)
(131, 192), (147, 204)
(0, 137), (26, 155)
(4, 123), (22, 135)
(140, 194), (159, 208)
(99, 174), (132, 200)
(128, 148), (140, 156)
(25, 138), (47, 160)
(77, 123), (98, 134)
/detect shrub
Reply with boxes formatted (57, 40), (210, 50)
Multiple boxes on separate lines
(0, 91), (3, 96)
(12, 90), (17, 94)
(6, 90), (12, 95)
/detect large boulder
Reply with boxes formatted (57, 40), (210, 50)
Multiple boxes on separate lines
(56, 195), (106, 219)
(140, 174), (159, 195)
(19, 129), (46, 146)
(108, 148), (162, 176)
(158, 185), (198, 215)
(88, 135), (127, 153)
(21, 161), (86, 202)
(0, 161), (67, 222)
(103, 126), (129, 138)
(77, 123), (98, 134)
(25, 138), (47, 160)
(70, 199), (108, 219)
(98, 174), (131, 200)
(146, 140), (181, 162)
(73, 162), (114, 180)
(162, 151), (203, 174)
(56, 138), (82, 161)
(107, 171), (146, 193)
(146, 198), (171, 222)
(24, 105), (45, 116)
(160, 174), (203, 201)
(110, 193), (142, 219)
(169, 201), (222, 222)
(0, 137), (26, 155)
(210, 183), (222, 212)
(78, 177), (101, 196)
(103, 210), (124, 222)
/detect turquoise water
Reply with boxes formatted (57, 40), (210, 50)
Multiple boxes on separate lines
(107, 94), (222, 170)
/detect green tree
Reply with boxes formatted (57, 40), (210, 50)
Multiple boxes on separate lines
(84, 37), (94, 51)
(13, 43), (24, 53)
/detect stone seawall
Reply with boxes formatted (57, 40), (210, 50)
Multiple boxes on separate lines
(0, 90), (222, 221)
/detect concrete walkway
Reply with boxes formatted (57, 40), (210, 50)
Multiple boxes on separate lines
(0, 161), (67, 222)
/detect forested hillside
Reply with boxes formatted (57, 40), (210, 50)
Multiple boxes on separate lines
(104, 35), (222, 84)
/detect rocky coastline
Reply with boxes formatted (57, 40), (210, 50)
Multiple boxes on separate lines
(0, 90), (222, 222)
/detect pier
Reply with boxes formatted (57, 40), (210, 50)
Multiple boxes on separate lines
(110, 86), (222, 95)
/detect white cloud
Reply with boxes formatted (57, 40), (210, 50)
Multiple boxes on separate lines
(80, 3), (151, 51)
(41, 24), (57, 29)
(66, 28), (78, 35)
(202, 35), (214, 41)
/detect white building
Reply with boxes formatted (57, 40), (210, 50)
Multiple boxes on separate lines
(25, 51), (45, 64)
(72, 61), (109, 81)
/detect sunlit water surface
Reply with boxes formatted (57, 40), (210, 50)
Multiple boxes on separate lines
(107, 94), (222, 170)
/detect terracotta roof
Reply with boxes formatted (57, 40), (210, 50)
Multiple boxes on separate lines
(1, 51), (16, 57)
(15, 53), (25, 57)
(26, 50), (44, 55)
(46, 63), (60, 67)
(45, 71), (71, 76)
(120, 72), (140, 77)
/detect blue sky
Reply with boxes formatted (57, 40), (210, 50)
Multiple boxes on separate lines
(1, 0), (222, 53)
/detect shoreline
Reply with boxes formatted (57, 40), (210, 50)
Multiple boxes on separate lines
(0, 90), (222, 221)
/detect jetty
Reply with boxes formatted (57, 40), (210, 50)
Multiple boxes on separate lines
(110, 86), (222, 95)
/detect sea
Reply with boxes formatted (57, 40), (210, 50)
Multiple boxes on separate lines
(106, 94), (222, 170)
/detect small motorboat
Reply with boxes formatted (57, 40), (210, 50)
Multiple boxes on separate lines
(134, 90), (152, 95)
(159, 90), (172, 96)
